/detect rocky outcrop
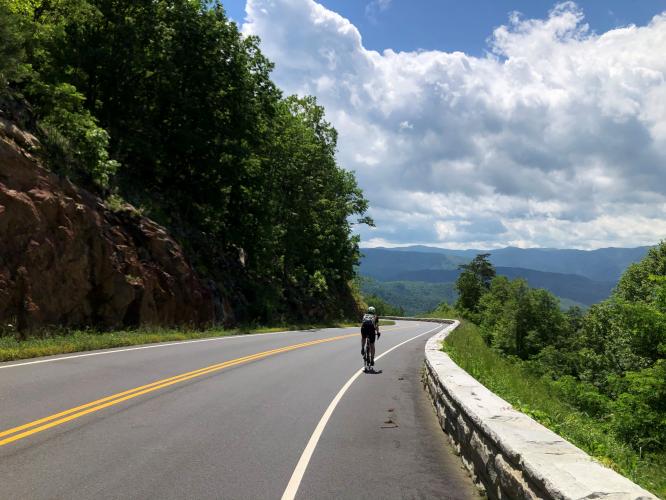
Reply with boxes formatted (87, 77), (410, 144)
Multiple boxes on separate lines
(0, 120), (215, 332)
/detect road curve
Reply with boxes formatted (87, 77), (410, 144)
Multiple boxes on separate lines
(0, 321), (478, 499)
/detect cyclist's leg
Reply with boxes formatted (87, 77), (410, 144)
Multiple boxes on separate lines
(368, 331), (376, 365)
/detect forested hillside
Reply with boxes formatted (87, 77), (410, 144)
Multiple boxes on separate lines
(358, 248), (461, 280)
(390, 267), (613, 305)
(371, 245), (650, 281)
(358, 247), (623, 310)
(0, 0), (370, 328)
(359, 277), (455, 315)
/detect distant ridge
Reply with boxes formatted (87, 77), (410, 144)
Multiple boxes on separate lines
(358, 245), (652, 308)
(362, 245), (651, 282)
(358, 248), (463, 280)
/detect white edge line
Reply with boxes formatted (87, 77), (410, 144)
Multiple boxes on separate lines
(0, 322), (408, 370)
(281, 322), (443, 500)
(0, 326), (360, 370)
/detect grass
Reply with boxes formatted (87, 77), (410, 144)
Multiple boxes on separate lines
(0, 319), (394, 363)
(442, 321), (666, 498)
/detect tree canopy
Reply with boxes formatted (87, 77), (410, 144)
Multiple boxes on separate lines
(454, 253), (495, 314)
(0, 0), (371, 324)
(459, 244), (666, 454)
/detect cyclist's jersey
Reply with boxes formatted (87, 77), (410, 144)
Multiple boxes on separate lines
(361, 313), (379, 332)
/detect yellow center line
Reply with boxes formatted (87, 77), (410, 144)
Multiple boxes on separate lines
(0, 324), (411, 447)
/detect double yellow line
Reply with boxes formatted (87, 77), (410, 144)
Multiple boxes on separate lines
(0, 333), (357, 447)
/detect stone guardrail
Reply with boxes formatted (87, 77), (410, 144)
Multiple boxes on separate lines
(387, 317), (656, 500)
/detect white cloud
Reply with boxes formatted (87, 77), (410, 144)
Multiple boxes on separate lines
(365, 0), (392, 23)
(243, 0), (666, 249)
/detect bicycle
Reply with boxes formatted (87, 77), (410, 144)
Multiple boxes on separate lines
(362, 330), (379, 372)
(362, 336), (372, 372)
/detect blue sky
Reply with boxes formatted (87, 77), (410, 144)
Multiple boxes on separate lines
(224, 0), (666, 55)
(235, 1), (666, 249)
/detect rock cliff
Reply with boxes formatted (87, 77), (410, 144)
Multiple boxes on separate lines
(0, 118), (215, 332)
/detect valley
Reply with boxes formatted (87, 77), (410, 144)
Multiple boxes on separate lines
(358, 246), (651, 314)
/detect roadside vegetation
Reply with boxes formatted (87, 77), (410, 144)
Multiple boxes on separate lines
(441, 321), (665, 497)
(0, 319), (393, 362)
(427, 243), (666, 497)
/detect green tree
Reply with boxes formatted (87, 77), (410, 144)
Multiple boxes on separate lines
(616, 242), (666, 303)
(578, 243), (666, 390)
(257, 96), (369, 320)
(455, 253), (495, 314)
(458, 241), (666, 453)
(1, 0), (118, 188)
(478, 276), (569, 359)
(0, 1), (26, 92)
(571, 243), (666, 451)
(608, 359), (666, 451)
(6, 0), (371, 324)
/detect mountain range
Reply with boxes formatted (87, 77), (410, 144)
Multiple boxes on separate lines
(358, 245), (652, 313)
(366, 246), (651, 282)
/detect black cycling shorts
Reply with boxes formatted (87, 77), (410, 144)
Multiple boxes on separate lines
(361, 324), (376, 344)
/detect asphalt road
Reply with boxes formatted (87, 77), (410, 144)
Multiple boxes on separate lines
(0, 321), (479, 499)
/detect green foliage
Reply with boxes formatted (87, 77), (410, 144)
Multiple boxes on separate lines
(610, 360), (666, 451)
(424, 301), (459, 319)
(0, 0), (118, 188)
(449, 241), (666, 463)
(616, 244), (666, 303)
(0, 1), (27, 91)
(571, 243), (666, 451)
(361, 293), (405, 316)
(478, 275), (570, 359)
(551, 375), (610, 417)
(359, 276), (456, 315)
(3, 0), (370, 325)
(254, 95), (369, 320)
(443, 321), (665, 497)
(455, 253), (495, 315)
(32, 82), (118, 187)
(578, 298), (665, 388)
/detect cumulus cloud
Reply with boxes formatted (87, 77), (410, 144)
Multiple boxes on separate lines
(243, 0), (666, 249)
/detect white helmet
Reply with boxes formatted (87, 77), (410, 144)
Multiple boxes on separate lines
(368, 306), (376, 314)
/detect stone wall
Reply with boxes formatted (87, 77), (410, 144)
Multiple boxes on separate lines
(391, 318), (656, 499)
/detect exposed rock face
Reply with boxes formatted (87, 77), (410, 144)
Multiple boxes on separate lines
(0, 121), (215, 332)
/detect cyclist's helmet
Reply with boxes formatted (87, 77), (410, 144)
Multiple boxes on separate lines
(368, 306), (376, 314)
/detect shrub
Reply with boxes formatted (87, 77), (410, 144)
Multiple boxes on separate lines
(610, 360), (666, 452)
(552, 375), (611, 417)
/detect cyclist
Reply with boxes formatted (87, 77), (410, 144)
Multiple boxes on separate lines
(361, 306), (380, 368)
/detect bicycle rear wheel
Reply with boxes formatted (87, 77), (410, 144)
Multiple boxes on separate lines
(363, 338), (371, 370)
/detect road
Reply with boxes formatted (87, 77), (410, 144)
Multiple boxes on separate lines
(0, 321), (479, 499)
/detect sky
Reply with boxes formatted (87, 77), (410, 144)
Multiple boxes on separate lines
(225, 0), (666, 250)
